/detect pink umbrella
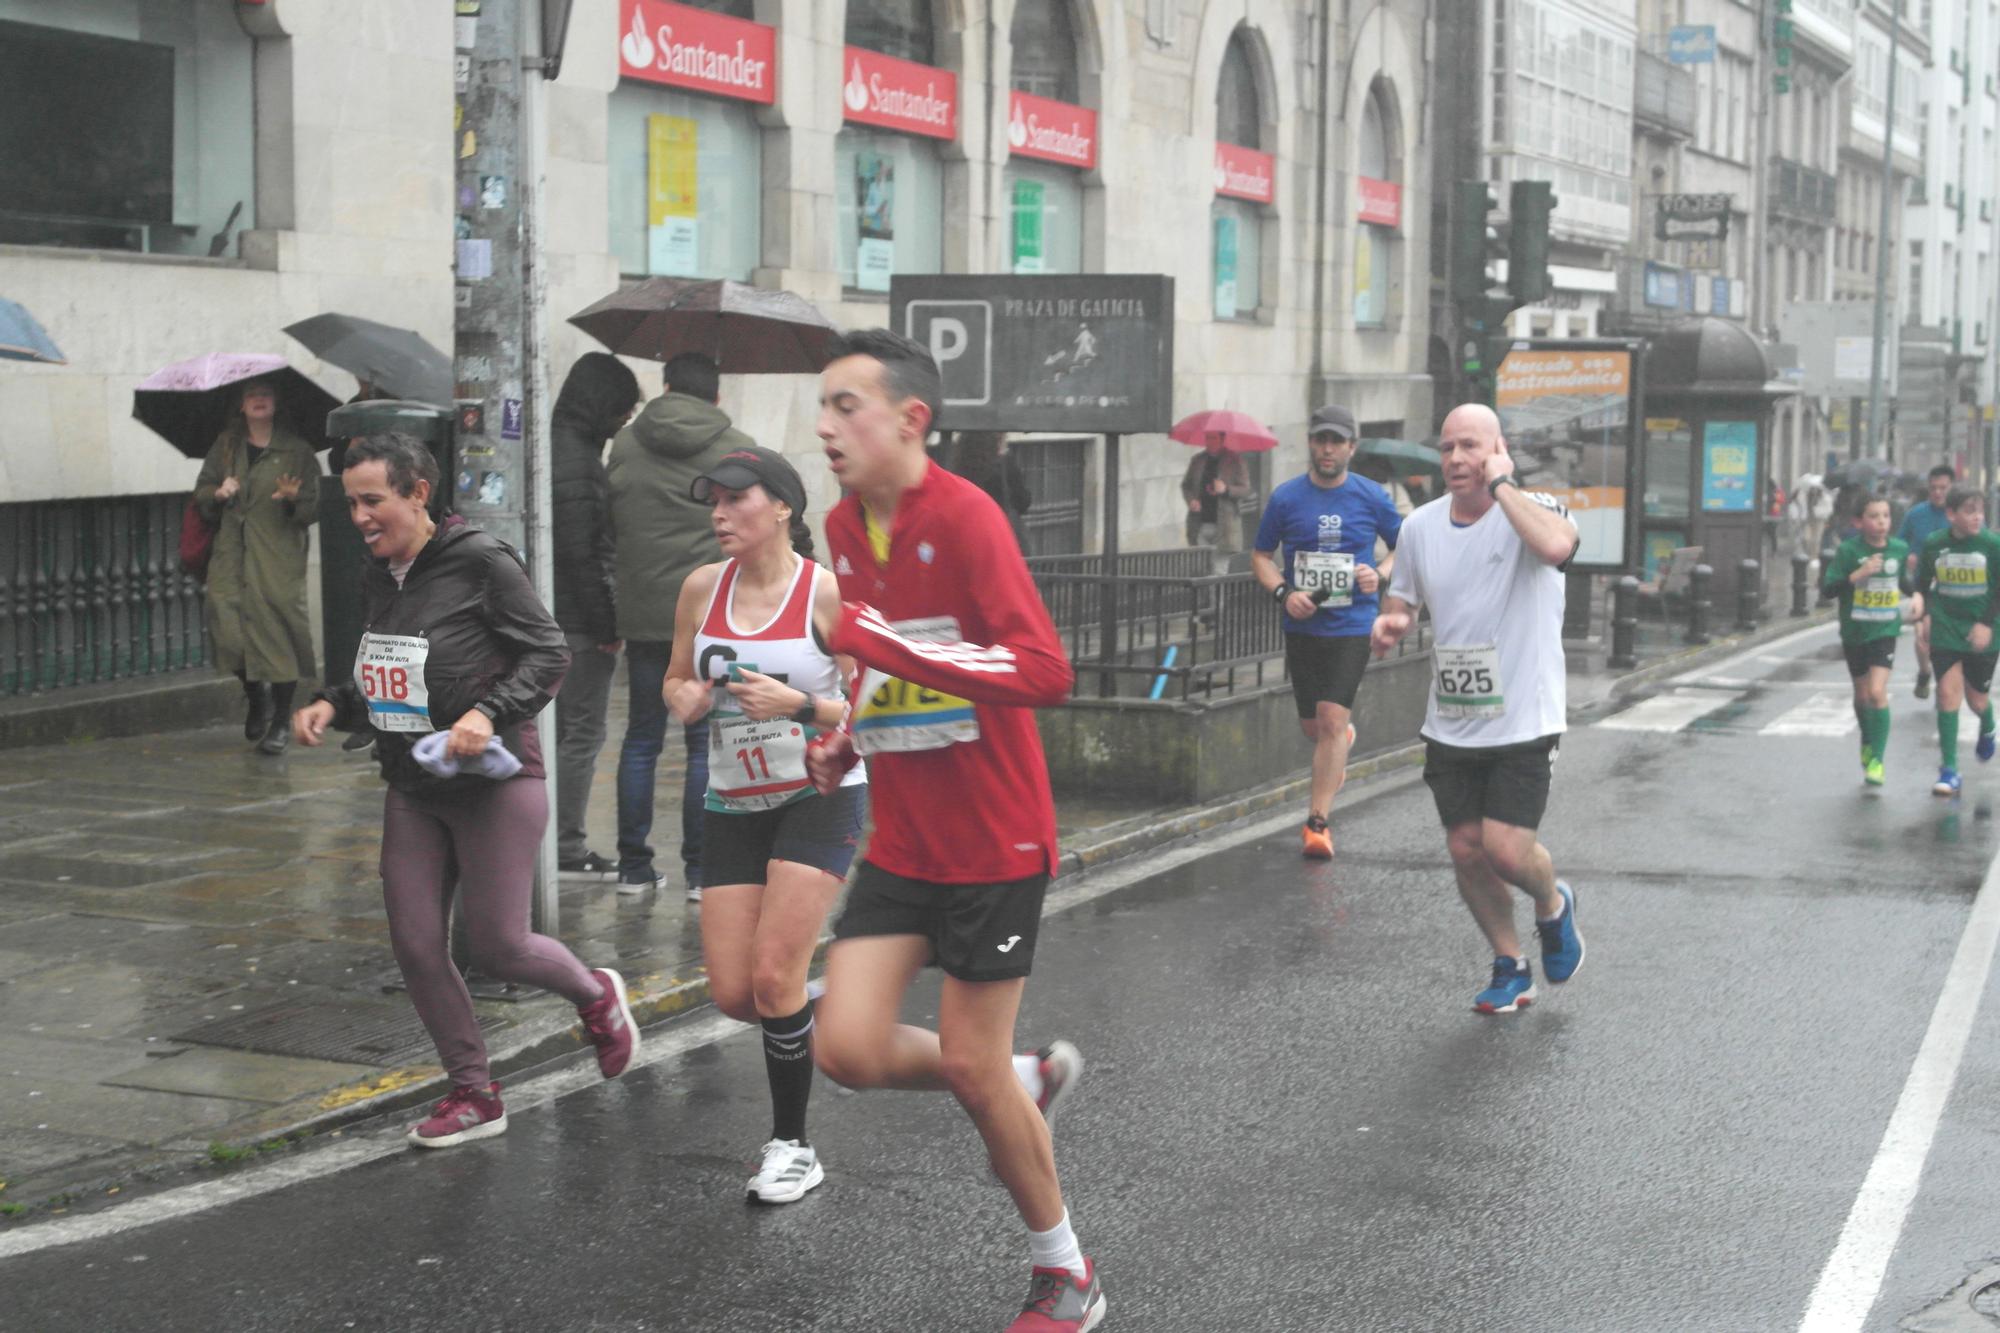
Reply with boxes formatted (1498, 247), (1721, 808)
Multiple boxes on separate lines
(134, 353), (339, 457)
(1169, 408), (1278, 453)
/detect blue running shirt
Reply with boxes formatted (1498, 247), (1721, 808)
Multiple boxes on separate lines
(1253, 472), (1403, 637)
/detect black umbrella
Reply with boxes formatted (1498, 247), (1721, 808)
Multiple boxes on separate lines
(568, 278), (842, 373)
(283, 313), (454, 407)
(1825, 457), (1892, 490)
(133, 353), (339, 458)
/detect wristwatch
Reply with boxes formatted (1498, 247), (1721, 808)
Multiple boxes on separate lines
(790, 692), (819, 725)
(1272, 582), (1295, 604)
(1487, 474), (1518, 498)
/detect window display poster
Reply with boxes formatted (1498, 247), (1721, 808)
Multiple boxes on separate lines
(1352, 225), (1379, 326)
(856, 151), (896, 292)
(1643, 417), (1694, 518)
(1012, 178), (1045, 274)
(647, 114), (699, 276)
(1701, 420), (1756, 512)
(1213, 213), (1239, 319)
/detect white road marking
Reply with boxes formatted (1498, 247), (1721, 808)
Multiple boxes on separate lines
(1759, 691), (1857, 738)
(1797, 841), (2000, 1332)
(1597, 688), (1739, 732)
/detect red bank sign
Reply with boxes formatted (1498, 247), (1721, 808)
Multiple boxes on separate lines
(1214, 142), (1275, 205)
(1007, 90), (1097, 169)
(618, 0), (776, 105)
(1357, 176), (1402, 228)
(842, 46), (957, 140)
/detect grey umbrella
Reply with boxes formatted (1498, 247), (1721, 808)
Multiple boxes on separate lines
(283, 313), (453, 407)
(567, 278), (842, 373)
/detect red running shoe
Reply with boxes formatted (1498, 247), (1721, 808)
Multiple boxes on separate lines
(579, 967), (639, 1079)
(1006, 1259), (1106, 1331)
(407, 1082), (507, 1149)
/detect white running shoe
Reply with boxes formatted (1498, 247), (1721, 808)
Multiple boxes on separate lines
(746, 1138), (823, 1205)
(1033, 1041), (1084, 1126)
(685, 883), (703, 904)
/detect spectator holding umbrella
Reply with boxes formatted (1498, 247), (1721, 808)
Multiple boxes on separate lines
(191, 378), (320, 755)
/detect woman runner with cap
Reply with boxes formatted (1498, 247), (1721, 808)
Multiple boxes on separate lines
(663, 445), (867, 1204)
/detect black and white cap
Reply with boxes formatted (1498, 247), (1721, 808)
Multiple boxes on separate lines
(690, 445), (808, 515)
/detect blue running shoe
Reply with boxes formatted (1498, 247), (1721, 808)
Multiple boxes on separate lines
(1934, 767), (1963, 797)
(1473, 956), (1536, 1015)
(1979, 730), (1996, 763)
(1536, 882), (1585, 983)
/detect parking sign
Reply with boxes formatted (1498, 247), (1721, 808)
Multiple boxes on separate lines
(903, 299), (992, 406)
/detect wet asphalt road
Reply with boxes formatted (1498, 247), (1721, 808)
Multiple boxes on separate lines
(10, 623), (2000, 1332)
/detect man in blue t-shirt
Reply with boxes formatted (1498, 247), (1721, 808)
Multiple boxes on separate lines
(1253, 404), (1403, 861)
(1899, 465), (1958, 698)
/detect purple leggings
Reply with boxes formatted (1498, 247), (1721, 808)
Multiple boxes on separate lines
(382, 778), (601, 1088)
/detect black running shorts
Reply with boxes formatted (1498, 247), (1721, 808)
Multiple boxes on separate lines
(1285, 633), (1373, 716)
(1841, 637), (1897, 678)
(832, 862), (1049, 982)
(1932, 648), (1999, 695)
(1422, 734), (1560, 831)
(701, 786), (868, 889)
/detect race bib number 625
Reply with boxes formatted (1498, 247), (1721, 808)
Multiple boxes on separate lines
(1434, 643), (1504, 720)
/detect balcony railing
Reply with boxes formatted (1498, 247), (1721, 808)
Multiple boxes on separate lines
(1635, 49), (1697, 137)
(2, 493), (212, 697)
(1770, 157), (1838, 222)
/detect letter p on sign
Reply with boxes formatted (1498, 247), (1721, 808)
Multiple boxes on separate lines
(904, 299), (992, 406)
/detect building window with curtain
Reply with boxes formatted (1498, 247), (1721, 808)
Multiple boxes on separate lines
(609, 0), (770, 281)
(0, 6), (256, 257)
(1005, 0), (1094, 275)
(838, 1), (956, 292)
(1353, 81), (1401, 329)
(1213, 28), (1271, 319)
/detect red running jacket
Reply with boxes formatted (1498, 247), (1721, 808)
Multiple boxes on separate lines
(825, 463), (1074, 884)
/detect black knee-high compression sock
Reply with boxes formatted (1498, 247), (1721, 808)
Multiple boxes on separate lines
(760, 1000), (815, 1144)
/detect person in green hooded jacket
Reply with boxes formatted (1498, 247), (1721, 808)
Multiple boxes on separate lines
(191, 378), (320, 755)
(605, 351), (756, 898)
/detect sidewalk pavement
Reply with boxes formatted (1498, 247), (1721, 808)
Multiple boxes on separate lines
(0, 605), (1830, 1219)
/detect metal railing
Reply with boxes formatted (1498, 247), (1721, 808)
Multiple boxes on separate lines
(1771, 157), (1838, 222)
(1, 493), (211, 697)
(1634, 49), (1697, 138)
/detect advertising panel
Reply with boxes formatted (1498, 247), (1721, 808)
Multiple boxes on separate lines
(1494, 343), (1640, 571)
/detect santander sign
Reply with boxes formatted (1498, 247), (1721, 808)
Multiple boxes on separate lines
(1214, 142), (1275, 205)
(842, 46), (957, 141)
(1007, 90), (1097, 169)
(619, 0), (776, 105)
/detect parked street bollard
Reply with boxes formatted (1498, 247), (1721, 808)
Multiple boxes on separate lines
(1790, 554), (1811, 618)
(1736, 558), (1762, 630)
(1608, 575), (1639, 669)
(1686, 563), (1713, 645)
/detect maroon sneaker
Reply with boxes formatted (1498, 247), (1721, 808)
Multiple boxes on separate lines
(579, 967), (639, 1079)
(407, 1082), (507, 1149)
(1006, 1259), (1106, 1331)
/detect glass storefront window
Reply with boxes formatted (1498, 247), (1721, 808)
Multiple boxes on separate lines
(608, 81), (762, 281)
(1354, 224), (1391, 327)
(1005, 161), (1082, 274)
(1213, 198), (1262, 318)
(0, 3), (255, 257)
(836, 127), (944, 293)
(1011, 0), (1080, 103)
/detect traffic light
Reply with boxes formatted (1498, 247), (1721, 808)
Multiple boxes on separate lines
(1507, 179), (1556, 306)
(1450, 179), (1499, 305)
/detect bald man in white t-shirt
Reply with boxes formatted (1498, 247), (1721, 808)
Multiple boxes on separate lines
(1370, 404), (1588, 1016)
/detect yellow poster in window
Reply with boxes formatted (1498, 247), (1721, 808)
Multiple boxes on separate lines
(647, 114), (699, 275)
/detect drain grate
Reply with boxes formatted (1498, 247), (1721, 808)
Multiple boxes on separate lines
(171, 1000), (508, 1065)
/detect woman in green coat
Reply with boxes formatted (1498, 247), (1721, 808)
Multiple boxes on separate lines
(192, 380), (321, 754)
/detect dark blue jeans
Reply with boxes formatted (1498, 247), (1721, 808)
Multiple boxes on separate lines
(615, 639), (707, 888)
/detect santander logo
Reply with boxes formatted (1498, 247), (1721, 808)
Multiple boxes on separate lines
(841, 47), (957, 138)
(1008, 106), (1029, 149)
(844, 61), (871, 113)
(1215, 144), (1274, 203)
(1007, 90), (1097, 168)
(622, 4), (654, 67)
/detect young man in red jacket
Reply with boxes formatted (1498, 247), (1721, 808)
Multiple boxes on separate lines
(805, 329), (1105, 1333)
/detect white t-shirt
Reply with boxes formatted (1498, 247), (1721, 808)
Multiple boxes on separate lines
(1387, 491), (1576, 747)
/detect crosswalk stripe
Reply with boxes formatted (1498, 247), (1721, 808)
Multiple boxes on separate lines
(1758, 691), (1856, 737)
(1596, 688), (1735, 732)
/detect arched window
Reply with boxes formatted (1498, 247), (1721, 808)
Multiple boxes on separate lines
(837, 0), (948, 291)
(847, 0), (934, 65)
(1006, 0), (1087, 274)
(1353, 80), (1401, 328)
(1212, 27), (1266, 318)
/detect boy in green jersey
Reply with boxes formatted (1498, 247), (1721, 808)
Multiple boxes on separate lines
(1823, 496), (1922, 786)
(1915, 486), (2000, 796)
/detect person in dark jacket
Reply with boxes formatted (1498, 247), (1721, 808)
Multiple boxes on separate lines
(945, 430), (1032, 549)
(606, 351), (755, 900)
(549, 353), (641, 878)
(294, 433), (641, 1150)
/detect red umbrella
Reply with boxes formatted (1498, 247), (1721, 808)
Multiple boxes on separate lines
(1169, 409), (1277, 453)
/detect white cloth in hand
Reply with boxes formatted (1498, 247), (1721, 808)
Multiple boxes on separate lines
(411, 730), (524, 780)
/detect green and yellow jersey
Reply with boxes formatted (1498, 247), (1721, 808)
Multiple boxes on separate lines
(1823, 535), (1915, 644)
(1918, 527), (2000, 653)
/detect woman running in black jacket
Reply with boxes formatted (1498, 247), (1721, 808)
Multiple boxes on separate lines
(293, 433), (639, 1148)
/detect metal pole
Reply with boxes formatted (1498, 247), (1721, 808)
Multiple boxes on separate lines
(522, 0), (559, 935)
(1098, 433), (1120, 694)
(1864, 4), (1902, 461)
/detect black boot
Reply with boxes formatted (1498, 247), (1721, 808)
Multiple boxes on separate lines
(242, 678), (273, 742)
(257, 682), (295, 755)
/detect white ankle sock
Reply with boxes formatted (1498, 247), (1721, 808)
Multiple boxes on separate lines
(1012, 1052), (1044, 1103)
(1028, 1210), (1087, 1280)
(1536, 896), (1565, 924)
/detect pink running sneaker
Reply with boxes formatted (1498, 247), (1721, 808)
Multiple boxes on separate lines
(579, 967), (639, 1079)
(407, 1082), (507, 1149)
(1006, 1259), (1106, 1331)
